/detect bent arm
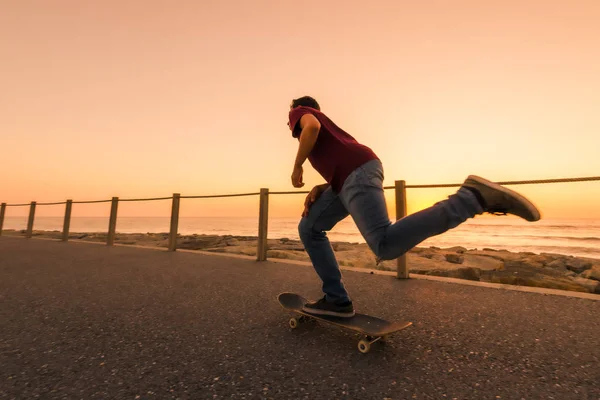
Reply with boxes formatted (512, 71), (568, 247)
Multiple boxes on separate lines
(294, 113), (321, 167)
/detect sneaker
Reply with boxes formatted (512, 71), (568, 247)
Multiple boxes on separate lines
(462, 175), (541, 222)
(302, 296), (355, 318)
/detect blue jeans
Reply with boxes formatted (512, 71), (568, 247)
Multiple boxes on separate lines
(298, 159), (484, 304)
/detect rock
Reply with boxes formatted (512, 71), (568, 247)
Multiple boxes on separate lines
(411, 267), (481, 281)
(289, 246), (306, 252)
(546, 259), (567, 270)
(484, 255), (572, 280)
(204, 247), (227, 253)
(461, 254), (504, 271)
(468, 250), (513, 262)
(225, 239), (239, 246)
(444, 267), (481, 281)
(504, 259), (543, 269)
(445, 246), (467, 254)
(445, 254), (464, 264)
(405, 254), (449, 271)
(570, 277), (600, 294)
(565, 259), (593, 274)
(519, 252), (537, 256)
(524, 255), (550, 266)
(208, 246), (257, 256)
(179, 235), (225, 250)
(419, 250), (446, 262)
(266, 250), (308, 261)
(280, 238), (290, 243)
(581, 265), (600, 282)
(451, 267), (481, 281)
(428, 253), (446, 262)
(540, 252), (566, 259)
(487, 274), (589, 292)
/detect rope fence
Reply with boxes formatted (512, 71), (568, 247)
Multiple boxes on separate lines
(182, 192), (261, 199)
(385, 176), (600, 190)
(72, 199), (113, 204)
(1, 175), (599, 278)
(36, 201), (68, 206)
(119, 196), (173, 202)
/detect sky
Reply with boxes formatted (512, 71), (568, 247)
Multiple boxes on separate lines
(1, 0), (599, 220)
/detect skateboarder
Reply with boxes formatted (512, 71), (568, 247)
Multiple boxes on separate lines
(287, 95), (541, 318)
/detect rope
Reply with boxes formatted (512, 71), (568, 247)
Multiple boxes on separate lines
(491, 176), (600, 185)
(3, 176), (599, 206)
(384, 176), (600, 190)
(120, 196), (172, 202)
(182, 192), (260, 199)
(270, 190), (311, 195)
(384, 183), (459, 189)
(72, 199), (113, 204)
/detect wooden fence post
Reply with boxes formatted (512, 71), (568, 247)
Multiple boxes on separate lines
(395, 180), (409, 278)
(26, 201), (36, 238)
(257, 188), (269, 261)
(0, 203), (5, 236)
(62, 200), (73, 242)
(168, 193), (181, 252)
(107, 197), (119, 246)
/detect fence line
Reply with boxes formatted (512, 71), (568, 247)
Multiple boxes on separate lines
(182, 192), (261, 199)
(270, 190), (311, 195)
(120, 196), (173, 202)
(73, 199), (113, 204)
(37, 201), (68, 206)
(2, 175), (599, 279)
(383, 176), (600, 190)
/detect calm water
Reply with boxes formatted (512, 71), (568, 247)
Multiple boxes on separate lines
(3, 216), (599, 259)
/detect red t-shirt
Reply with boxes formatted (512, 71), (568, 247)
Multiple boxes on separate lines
(288, 106), (379, 193)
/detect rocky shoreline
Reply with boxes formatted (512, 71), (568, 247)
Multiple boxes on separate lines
(4, 229), (600, 295)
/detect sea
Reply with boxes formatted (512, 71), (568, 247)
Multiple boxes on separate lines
(3, 216), (599, 260)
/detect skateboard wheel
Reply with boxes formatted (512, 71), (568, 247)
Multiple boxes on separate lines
(358, 339), (371, 354)
(289, 318), (299, 329)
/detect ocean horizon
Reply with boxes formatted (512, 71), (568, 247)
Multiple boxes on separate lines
(3, 216), (599, 260)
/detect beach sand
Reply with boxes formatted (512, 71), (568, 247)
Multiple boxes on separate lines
(4, 229), (600, 295)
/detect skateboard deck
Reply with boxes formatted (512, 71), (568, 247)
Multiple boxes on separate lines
(277, 292), (412, 353)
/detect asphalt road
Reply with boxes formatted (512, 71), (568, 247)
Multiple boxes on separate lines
(1, 237), (598, 399)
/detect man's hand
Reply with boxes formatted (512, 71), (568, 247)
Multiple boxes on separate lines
(302, 184), (329, 217)
(291, 164), (304, 188)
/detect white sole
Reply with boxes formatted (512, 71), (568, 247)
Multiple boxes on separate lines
(467, 175), (541, 221)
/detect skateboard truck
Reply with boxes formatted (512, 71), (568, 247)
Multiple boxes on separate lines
(288, 315), (388, 353)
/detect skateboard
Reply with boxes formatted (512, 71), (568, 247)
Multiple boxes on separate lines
(277, 292), (412, 353)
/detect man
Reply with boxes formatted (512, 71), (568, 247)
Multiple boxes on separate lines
(288, 96), (541, 318)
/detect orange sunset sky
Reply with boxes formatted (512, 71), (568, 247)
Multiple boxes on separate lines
(1, 0), (599, 220)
